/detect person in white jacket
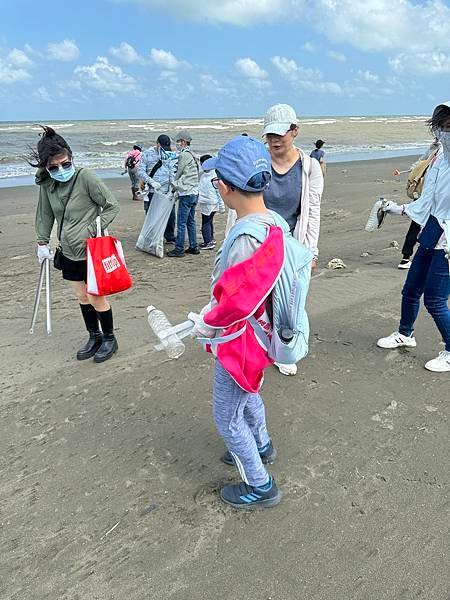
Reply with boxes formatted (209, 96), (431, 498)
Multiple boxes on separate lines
(225, 103), (324, 376)
(377, 101), (450, 373)
(198, 154), (225, 249)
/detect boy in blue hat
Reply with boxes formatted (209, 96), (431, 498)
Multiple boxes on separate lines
(194, 136), (282, 508)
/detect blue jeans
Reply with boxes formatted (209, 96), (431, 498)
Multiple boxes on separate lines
(201, 212), (215, 245)
(399, 245), (450, 351)
(175, 194), (198, 252)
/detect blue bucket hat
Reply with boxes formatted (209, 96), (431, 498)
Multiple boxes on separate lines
(202, 136), (271, 192)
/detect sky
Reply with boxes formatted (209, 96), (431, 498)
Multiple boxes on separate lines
(1, 0), (449, 121)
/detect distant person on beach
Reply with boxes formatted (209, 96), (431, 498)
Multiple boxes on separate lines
(31, 126), (120, 363)
(198, 154), (225, 250)
(123, 144), (142, 200)
(378, 101), (450, 373)
(228, 103), (323, 376)
(310, 139), (326, 175)
(138, 134), (178, 244)
(393, 137), (441, 270)
(191, 136), (281, 508)
(167, 130), (200, 257)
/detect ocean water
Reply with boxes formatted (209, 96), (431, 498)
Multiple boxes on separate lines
(0, 116), (433, 187)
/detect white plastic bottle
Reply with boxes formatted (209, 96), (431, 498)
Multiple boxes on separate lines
(147, 306), (185, 359)
(365, 197), (385, 232)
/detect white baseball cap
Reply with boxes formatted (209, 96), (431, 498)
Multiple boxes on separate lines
(262, 103), (297, 137)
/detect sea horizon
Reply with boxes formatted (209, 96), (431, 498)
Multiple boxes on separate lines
(0, 114), (431, 187)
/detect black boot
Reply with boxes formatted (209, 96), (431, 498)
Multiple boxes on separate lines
(77, 332), (103, 360)
(77, 304), (103, 360)
(94, 308), (118, 363)
(93, 333), (118, 363)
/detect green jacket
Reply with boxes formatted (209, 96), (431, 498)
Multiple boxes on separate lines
(35, 167), (120, 261)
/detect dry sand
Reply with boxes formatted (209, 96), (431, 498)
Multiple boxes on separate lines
(0, 157), (448, 600)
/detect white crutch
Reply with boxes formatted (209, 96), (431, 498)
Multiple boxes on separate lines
(30, 258), (52, 335)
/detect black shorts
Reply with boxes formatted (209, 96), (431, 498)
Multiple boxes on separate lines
(60, 254), (88, 282)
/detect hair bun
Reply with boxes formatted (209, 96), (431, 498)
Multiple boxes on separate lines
(40, 125), (56, 138)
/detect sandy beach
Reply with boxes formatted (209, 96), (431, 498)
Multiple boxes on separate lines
(0, 157), (447, 600)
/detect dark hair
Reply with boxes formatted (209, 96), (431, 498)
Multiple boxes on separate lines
(241, 132), (249, 136)
(133, 144), (142, 151)
(216, 169), (271, 196)
(315, 139), (324, 149)
(27, 125), (72, 168)
(200, 154), (212, 165)
(427, 104), (450, 133)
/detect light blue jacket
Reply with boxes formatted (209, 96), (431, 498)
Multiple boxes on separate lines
(138, 147), (178, 193)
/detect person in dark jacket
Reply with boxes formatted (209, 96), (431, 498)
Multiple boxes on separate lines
(31, 126), (120, 363)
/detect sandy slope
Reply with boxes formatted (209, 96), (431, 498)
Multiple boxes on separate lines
(0, 158), (448, 600)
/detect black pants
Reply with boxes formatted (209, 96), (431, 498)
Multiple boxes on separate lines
(201, 212), (216, 245)
(401, 220), (421, 259)
(144, 192), (176, 243)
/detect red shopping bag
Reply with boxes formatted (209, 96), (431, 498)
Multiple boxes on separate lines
(86, 218), (132, 296)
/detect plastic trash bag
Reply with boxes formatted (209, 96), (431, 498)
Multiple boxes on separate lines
(136, 191), (175, 258)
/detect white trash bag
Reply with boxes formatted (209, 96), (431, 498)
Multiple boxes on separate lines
(136, 191), (175, 258)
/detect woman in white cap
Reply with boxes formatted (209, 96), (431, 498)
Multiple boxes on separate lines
(225, 104), (323, 375)
(263, 104), (323, 375)
(227, 104), (323, 375)
(377, 101), (450, 372)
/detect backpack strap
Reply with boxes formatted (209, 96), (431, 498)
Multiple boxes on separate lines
(218, 220), (268, 273)
(196, 323), (247, 347)
(149, 159), (163, 179)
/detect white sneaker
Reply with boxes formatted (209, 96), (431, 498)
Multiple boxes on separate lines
(275, 362), (298, 376)
(377, 331), (417, 349)
(424, 351), (450, 372)
(398, 259), (411, 270)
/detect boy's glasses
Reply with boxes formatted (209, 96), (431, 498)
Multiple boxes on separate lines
(47, 160), (73, 173)
(211, 177), (220, 190)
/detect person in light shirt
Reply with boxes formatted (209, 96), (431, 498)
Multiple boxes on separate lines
(377, 101), (450, 373)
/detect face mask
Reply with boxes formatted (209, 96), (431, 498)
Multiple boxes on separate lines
(48, 164), (76, 182)
(438, 130), (450, 159)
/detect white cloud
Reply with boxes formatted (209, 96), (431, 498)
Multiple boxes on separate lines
(33, 86), (53, 103)
(327, 50), (346, 63)
(7, 48), (32, 67)
(200, 73), (237, 97)
(0, 59), (31, 84)
(110, 42), (145, 64)
(123, 0), (288, 26)
(302, 42), (315, 53)
(235, 57), (268, 79)
(357, 69), (380, 83)
(390, 51), (450, 75)
(271, 55), (342, 94)
(47, 39), (80, 61)
(73, 56), (138, 95)
(0, 48), (32, 84)
(149, 48), (188, 69)
(120, 1), (450, 58)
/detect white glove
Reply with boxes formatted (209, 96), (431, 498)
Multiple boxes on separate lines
(37, 244), (54, 264)
(151, 181), (161, 191)
(188, 306), (216, 338)
(383, 201), (404, 215)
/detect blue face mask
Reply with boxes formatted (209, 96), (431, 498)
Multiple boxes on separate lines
(47, 163), (76, 182)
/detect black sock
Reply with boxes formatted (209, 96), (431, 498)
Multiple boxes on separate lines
(80, 303), (100, 333)
(97, 308), (114, 337)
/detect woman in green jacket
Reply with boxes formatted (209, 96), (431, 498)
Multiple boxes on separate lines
(31, 126), (120, 363)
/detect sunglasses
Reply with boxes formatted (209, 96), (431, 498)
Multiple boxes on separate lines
(46, 160), (73, 173)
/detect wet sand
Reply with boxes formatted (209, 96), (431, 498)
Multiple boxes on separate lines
(0, 158), (448, 600)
